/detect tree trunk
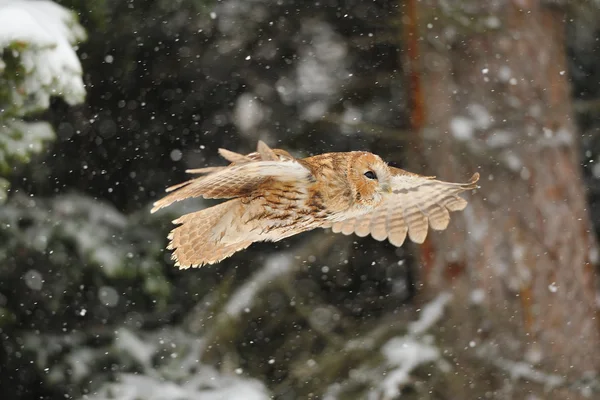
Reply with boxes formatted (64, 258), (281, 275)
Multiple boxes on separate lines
(402, 1), (600, 397)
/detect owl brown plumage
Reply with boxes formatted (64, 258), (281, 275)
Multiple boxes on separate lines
(151, 141), (479, 269)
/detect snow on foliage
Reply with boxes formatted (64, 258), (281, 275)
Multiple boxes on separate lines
(0, 0), (86, 111)
(23, 327), (271, 400)
(408, 292), (453, 336)
(379, 337), (441, 399)
(0, 0), (86, 200)
(86, 371), (271, 400)
(0, 193), (171, 298)
(325, 293), (454, 400)
(374, 293), (453, 399)
(224, 253), (293, 317)
(79, 328), (271, 400)
(296, 20), (348, 122)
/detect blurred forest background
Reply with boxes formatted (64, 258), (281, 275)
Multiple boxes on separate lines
(2, 0), (600, 399)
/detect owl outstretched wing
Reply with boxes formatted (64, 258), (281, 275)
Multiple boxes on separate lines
(151, 141), (309, 213)
(329, 169), (479, 246)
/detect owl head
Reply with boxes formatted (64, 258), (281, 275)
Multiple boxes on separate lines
(347, 152), (392, 209)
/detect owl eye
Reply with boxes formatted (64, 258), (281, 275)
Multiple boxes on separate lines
(364, 171), (377, 180)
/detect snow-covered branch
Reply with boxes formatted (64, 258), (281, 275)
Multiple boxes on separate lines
(0, 0), (86, 200)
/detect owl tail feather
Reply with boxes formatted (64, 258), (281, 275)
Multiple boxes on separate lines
(166, 199), (253, 269)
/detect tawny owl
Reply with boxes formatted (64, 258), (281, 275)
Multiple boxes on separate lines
(151, 141), (479, 269)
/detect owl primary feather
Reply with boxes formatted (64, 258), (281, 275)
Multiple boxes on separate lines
(151, 141), (479, 269)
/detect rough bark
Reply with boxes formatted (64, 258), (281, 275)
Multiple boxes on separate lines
(403, 1), (600, 398)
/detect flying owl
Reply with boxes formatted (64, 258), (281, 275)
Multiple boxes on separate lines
(151, 141), (479, 269)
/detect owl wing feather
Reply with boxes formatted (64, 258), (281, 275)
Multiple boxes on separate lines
(167, 199), (253, 268)
(156, 141), (310, 268)
(184, 166), (228, 175)
(257, 140), (279, 161)
(330, 170), (479, 246)
(185, 141), (281, 174)
(217, 147), (254, 164)
(151, 141), (311, 213)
